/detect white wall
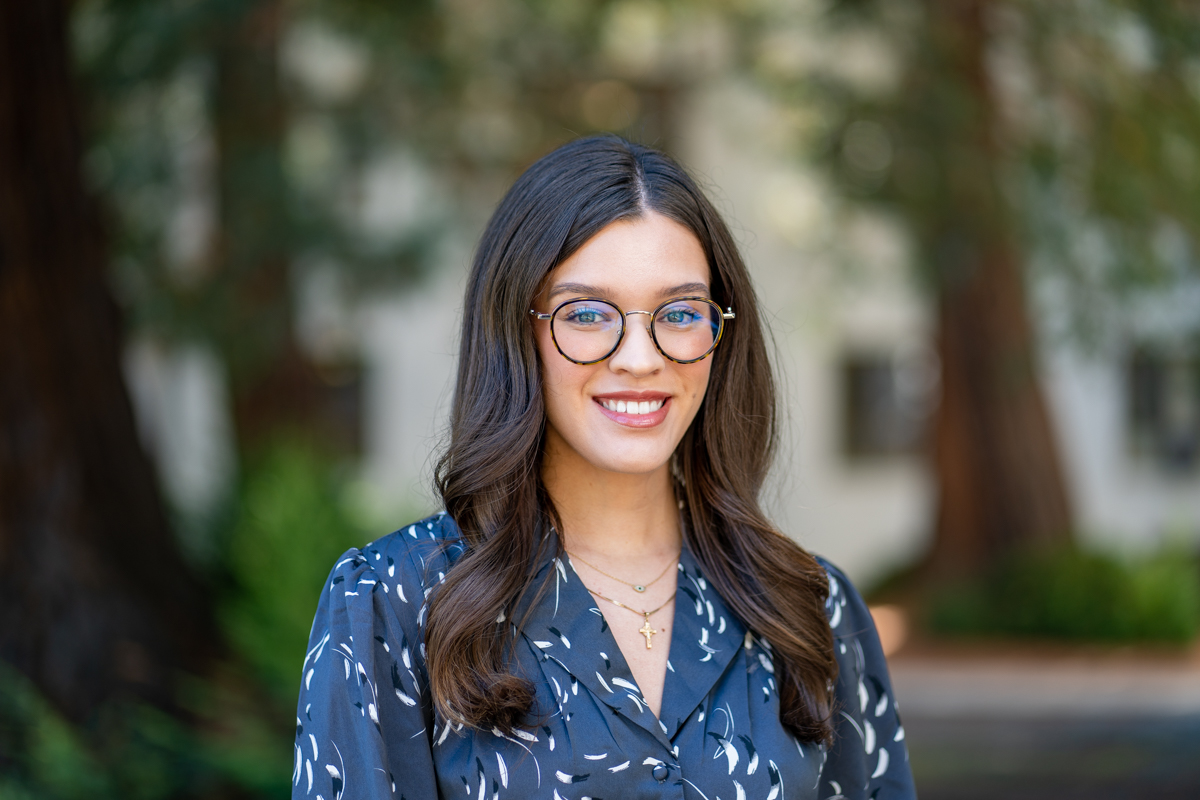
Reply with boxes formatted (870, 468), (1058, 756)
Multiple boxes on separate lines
(358, 257), (466, 519)
(1044, 342), (1200, 553)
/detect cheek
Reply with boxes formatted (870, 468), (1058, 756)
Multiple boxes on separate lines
(536, 326), (593, 421)
(685, 360), (714, 402)
(536, 326), (571, 393)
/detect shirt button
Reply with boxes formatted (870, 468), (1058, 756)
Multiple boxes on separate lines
(652, 764), (669, 782)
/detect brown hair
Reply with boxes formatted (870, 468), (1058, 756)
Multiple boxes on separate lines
(429, 135), (837, 743)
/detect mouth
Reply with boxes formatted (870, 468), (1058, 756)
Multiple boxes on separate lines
(597, 397), (665, 415)
(593, 393), (671, 428)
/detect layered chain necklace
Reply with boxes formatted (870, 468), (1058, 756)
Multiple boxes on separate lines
(567, 550), (675, 593)
(567, 550), (680, 649)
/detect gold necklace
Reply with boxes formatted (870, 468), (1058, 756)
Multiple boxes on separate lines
(585, 587), (675, 649)
(566, 550), (678, 593)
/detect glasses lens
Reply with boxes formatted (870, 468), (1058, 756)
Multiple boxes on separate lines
(653, 300), (721, 362)
(552, 300), (622, 363)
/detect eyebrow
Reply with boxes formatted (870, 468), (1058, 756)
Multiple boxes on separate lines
(548, 281), (712, 300)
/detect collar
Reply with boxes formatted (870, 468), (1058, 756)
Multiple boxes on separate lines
(513, 539), (747, 749)
(658, 545), (747, 739)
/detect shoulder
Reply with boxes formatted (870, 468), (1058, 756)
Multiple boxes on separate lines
(810, 558), (917, 797)
(813, 555), (875, 640)
(358, 511), (468, 585)
(316, 512), (468, 628)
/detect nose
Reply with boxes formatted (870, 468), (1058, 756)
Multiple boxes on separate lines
(607, 311), (664, 376)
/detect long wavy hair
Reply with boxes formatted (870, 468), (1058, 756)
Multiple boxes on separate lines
(429, 135), (837, 743)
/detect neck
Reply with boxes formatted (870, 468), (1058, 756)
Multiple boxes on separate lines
(542, 446), (681, 560)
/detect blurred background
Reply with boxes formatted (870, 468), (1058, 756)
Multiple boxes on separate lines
(3, 0), (1200, 797)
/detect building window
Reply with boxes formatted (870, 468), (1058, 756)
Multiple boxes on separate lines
(1127, 345), (1200, 474)
(841, 348), (936, 460)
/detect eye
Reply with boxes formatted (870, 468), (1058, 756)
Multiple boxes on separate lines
(657, 304), (703, 327)
(561, 303), (617, 327)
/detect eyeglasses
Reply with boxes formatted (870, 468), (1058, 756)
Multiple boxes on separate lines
(529, 296), (735, 365)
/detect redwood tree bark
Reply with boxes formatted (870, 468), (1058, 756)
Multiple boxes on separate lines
(932, 246), (1073, 573)
(0, 0), (217, 721)
(921, 0), (1073, 575)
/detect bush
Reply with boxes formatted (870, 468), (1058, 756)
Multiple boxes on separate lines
(928, 546), (1200, 644)
(0, 663), (284, 800)
(219, 442), (380, 708)
(0, 443), (389, 800)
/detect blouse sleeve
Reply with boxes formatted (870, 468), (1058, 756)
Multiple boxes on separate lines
(818, 560), (916, 800)
(293, 547), (437, 800)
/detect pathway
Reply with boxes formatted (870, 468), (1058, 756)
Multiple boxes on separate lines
(887, 642), (1200, 798)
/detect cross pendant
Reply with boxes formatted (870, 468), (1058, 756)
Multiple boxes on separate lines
(639, 616), (657, 649)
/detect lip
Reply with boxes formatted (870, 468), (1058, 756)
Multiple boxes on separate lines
(592, 390), (671, 401)
(593, 394), (671, 428)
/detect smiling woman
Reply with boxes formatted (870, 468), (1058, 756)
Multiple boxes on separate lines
(534, 213), (718, 480)
(293, 136), (916, 799)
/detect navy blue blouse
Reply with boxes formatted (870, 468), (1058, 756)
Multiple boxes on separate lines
(293, 513), (915, 800)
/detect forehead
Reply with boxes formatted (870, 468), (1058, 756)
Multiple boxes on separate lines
(543, 212), (711, 303)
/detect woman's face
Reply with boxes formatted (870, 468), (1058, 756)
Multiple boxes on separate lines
(533, 211), (715, 478)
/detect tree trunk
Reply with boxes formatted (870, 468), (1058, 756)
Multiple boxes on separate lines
(0, 0), (217, 721)
(922, 0), (1073, 575)
(931, 246), (1074, 573)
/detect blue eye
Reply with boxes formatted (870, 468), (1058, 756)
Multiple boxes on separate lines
(561, 303), (616, 327)
(657, 306), (703, 327)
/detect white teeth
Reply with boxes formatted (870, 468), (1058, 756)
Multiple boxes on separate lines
(599, 399), (664, 415)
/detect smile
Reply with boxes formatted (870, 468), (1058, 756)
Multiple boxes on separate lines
(597, 398), (664, 415)
(592, 394), (672, 428)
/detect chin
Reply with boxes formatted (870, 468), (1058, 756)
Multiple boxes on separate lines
(544, 417), (682, 478)
(609, 460), (670, 476)
(587, 446), (675, 476)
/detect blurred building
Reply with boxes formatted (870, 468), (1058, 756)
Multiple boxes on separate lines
(123, 66), (1200, 588)
(359, 81), (1200, 586)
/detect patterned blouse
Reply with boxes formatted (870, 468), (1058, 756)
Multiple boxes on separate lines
(293, 513), (915, 800)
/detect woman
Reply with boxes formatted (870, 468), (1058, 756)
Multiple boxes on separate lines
(294, 136), (915, 799)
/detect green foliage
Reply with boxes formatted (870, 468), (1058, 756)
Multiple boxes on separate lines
(0, 442), (381, 799)
(751, 0), (1200, 334)
(929, 546), (1200, 644)
(219, 442), (376, 708)
(74, 0), (667, 380)
(0, 665), (107, 800)
(0, 663), (287, 800)
(75, 0), (443, 382)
